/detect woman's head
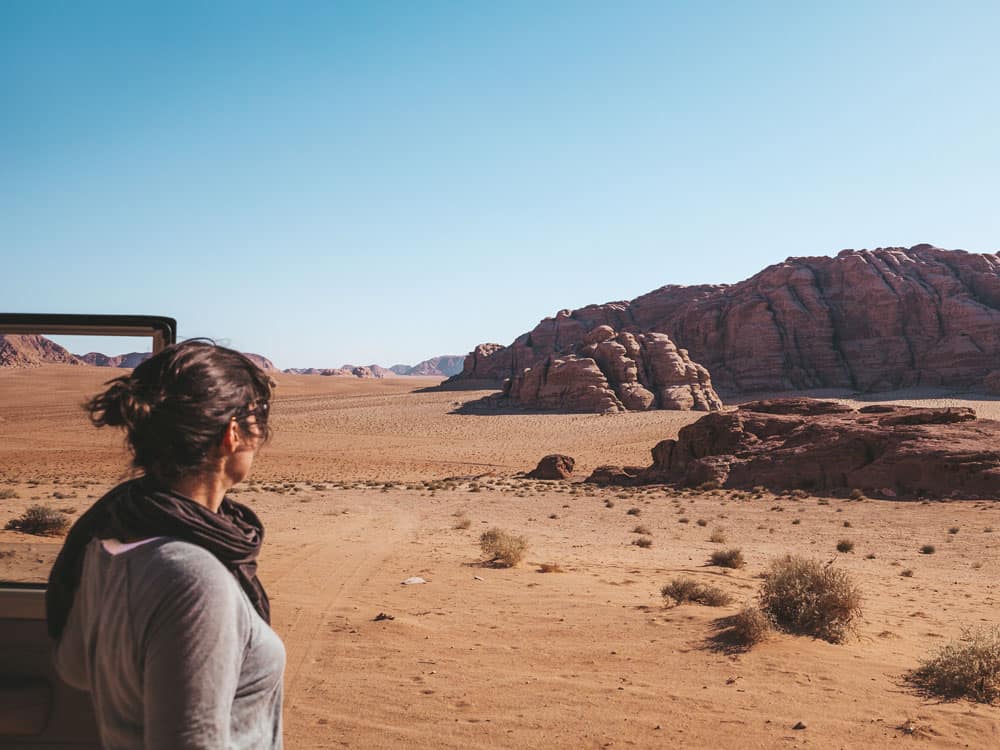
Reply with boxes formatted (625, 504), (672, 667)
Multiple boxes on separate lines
(86, 340), (275, 483)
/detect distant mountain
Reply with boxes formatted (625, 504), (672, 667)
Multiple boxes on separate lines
(0, 335), (81, 368)
(241, 352), (278, 371)
(387, 356), (464, 377)
(283, 364), (390, 379)
(76, 351), (151, 368)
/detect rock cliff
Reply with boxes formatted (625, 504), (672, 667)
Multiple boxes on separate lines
(504, 327), (722, 413)
(450, 245), (1000, 393)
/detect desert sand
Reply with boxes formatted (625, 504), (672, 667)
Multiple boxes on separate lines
(3, 366), (1000, 748)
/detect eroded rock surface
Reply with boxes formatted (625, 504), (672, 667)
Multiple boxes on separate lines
(450, 245), (1000, 394)
(526, 454), (576, 480)
(503, 329), (722, 413)
(586, 398), (1000, 498)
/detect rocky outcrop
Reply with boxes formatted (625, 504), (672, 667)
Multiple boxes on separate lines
(526, 454), (575, 480)
(76, 351), (151, 368)
(0, 335), (81, 367)
(586, 398), (1000, 498)
(450, 245), (1000, 394)
(504, 328), (722, 413)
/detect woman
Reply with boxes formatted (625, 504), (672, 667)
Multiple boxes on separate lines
(46, 340), (284, 749)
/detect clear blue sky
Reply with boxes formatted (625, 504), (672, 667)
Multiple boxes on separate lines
(4, 2), (998, 368)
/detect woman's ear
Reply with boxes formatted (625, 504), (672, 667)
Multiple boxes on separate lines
(220, 418), (241, 454)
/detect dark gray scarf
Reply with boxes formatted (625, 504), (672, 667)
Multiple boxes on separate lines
(47, 477), (269, 639)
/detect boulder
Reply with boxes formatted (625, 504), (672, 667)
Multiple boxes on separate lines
(585, 398), (1000, 498)
(503, 330), (722, 413)
(449, 245), (1000, 394)
(526, 454), (576, 480)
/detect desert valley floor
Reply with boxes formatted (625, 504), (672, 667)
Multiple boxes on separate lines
(3, 366), (1000, 748)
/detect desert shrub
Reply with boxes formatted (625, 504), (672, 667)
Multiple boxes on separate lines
(727, 606), (772, 647)
(0, 489), (19, 500)
(661, 577), (732, 607)
(836, 539), (855, 553)
(709, 548), (745, 569)
(631, 524), (651, 535)
(538, 562), (563, 573)
(5, 505), (69, 536)
(626, 507), (641, 516)
(453, 515), (472, 530)
(948, 526), (960, 535)
(696, 518), (707, 527)
(632, 536), (653, 548)
(843, 520), (852, 528)
(604, 499), (615, 508)
(909, 627), (1000, 702)
(479, 528), (528, 567)
(708, 528), (727, 544)
(792, 518), (801, 525)
(920, 544), (936, 555)
(758, 555), (862, 643)
(900, 568), (914, 577)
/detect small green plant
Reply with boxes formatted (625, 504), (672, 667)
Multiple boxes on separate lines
(661, 577), (732, 606)
(4, 505), (69, 536)
(758, 555), (862, 643)
(479, 528), (528, 567)
(909, 626), (1000, 702)
(709, 548), (745, 569)
(836, 539), (855, 553)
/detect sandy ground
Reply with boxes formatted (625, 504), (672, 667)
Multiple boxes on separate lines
(3, 366), (1000, 748)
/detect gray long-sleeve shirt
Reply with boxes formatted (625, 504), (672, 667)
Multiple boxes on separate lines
(54, 537), (284, 749)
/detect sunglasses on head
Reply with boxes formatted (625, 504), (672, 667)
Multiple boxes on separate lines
(233, 400), (270, 425)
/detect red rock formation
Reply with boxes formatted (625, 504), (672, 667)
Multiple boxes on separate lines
(504, 328), (722, 413)
(0, 335), (81, 367)
(450, 245), (1000, 394)
(586, 398), (1000, 499)
(526, 454), (576, 480)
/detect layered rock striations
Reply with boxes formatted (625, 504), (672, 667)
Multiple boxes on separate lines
(450, 245), (1000, 393)
(586, 398), (1000, 498)
(504, 327), (722, 413)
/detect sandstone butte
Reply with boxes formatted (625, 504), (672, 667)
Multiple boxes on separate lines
(503, 327), (722, 413)
(584, 397), (1000, 499)
(449, 244), (1000, 394)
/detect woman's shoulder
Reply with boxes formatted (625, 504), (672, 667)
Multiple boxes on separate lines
(127, 539), (242, 604)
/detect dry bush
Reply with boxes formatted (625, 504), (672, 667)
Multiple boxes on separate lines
(479, 528), (528, 567)
(920, 544), (936, 555)
(5, 505), (69, 536)
(726, 606), (772, 647)
(538, 562), (563, 573)
(632, 536), (653, 548)
(0, 489), (19, 500)
(661, 577), (732, 607)
(631, 524), (651, 535)
(948, 526), (960, 535)
(758, 555), (862, 643)
(909, 627), (1000, 702)
(626, 507), (641, 516)
(900, 568), (914, 577)
(696, 518), (708, 527)
(836, 539), (855, 553)
(709, 548), (745, 569)
(453, 515), (472, 530)
(708, 528), (727, 544)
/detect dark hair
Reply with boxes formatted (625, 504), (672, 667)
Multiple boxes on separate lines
(86, 339), (275, 482)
